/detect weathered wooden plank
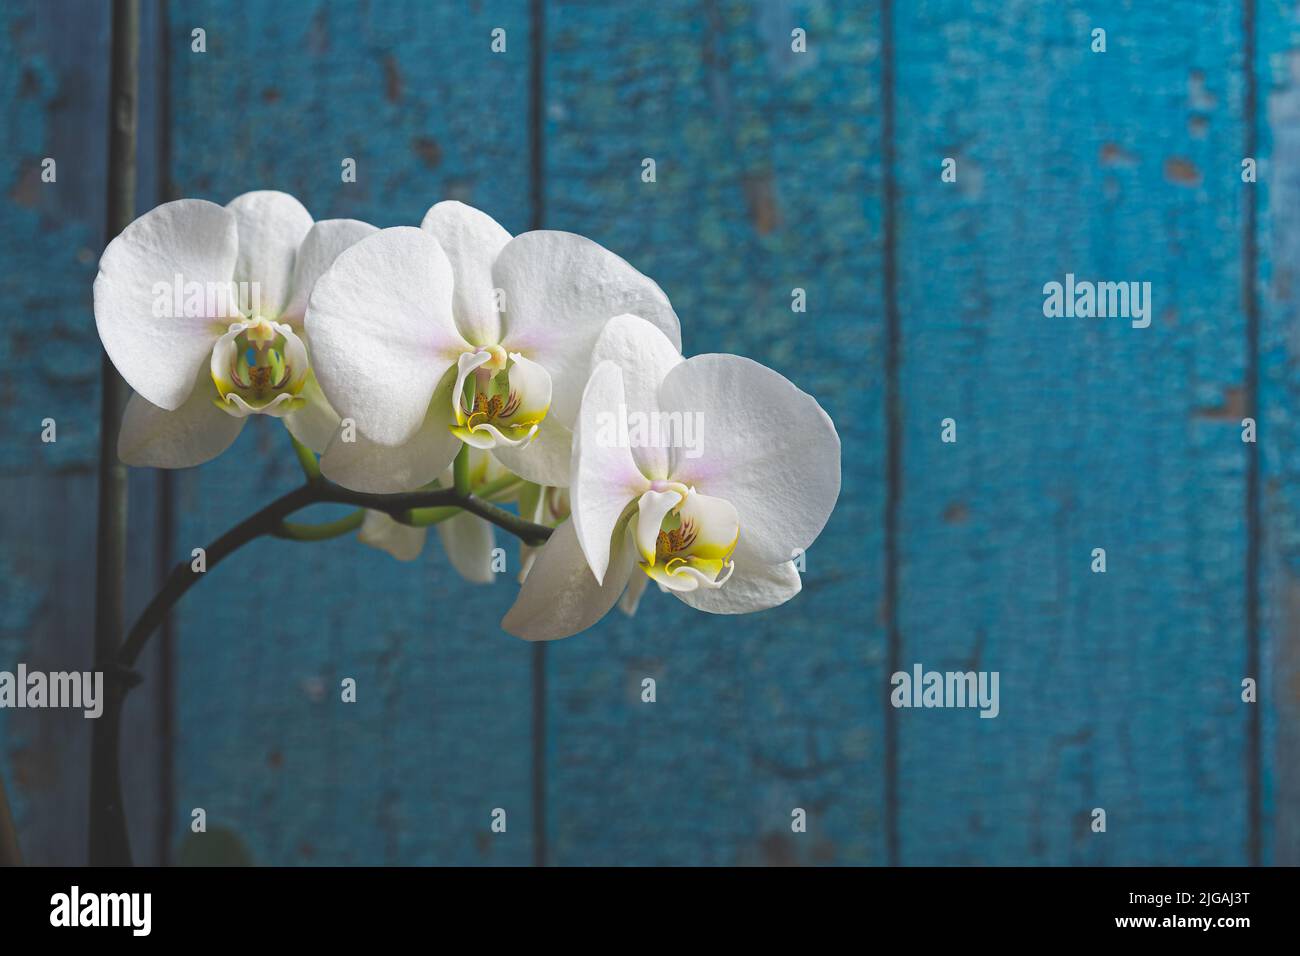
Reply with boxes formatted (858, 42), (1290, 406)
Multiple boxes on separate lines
(6, 0), (1275, 869)
(0, 0), (107, 867)
(0, 0), (167, 865)
(1258, 0), (1300, 867)
(892, 0), (1253, 864)
(0, 2), (106, 471)
(541, 0), (887, 864)
(166, 0), (536, 864)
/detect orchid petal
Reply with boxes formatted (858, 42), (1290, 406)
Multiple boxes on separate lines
(281, 218), (379, 326)
(572, 361), (651, 584)
(634, 489), (683, 565)
(277, 322), (310, 392)
(420, 200), (511, 346)
(502, 352), (552, 424)
(518, 548), (539, 583)
(94, 198), (239, 410)
(489, 412), (572, 488)
(676, 549), (802, 614)
(516, 485), (569, 583)
(659, 354), (841, 565)
(208, 324), (241, 396)
(117, 371), (244, 468)
(358, 511), (428, 562)
(306, 226), (468, 446)
(619, 570), (650, 616)
(454, 443), (508, 490)
(435, 511), (496, 584)
(450, 350), (493, 426)
(589, 313), (683, 479)
(675, 489), (739, 559)
(493, 230), (681, 426)
(456, 420), (538, 449)
(644, 560), (733, 593)
(319, 367), (461, 493)
(226, 191), (313, 319)
(219, 391), (299, 419)
(501, 518), (634, 641)
(517, 481), (546, 524)
(283, 371), (341, 454)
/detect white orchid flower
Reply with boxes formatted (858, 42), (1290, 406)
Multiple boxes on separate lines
(516, 483), (571, 584)
(304, 201), (680, 494)
(356, 447), (507, 584)
(356, 507), (496, 581)
(356, 511), (428, 563)
(513, 483), (642, 613)
(502, 315), (840, 641)
(94, 191), (377, 467)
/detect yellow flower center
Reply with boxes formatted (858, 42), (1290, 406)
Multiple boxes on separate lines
(634, 487), (738, 593)
(463, 385), (522, 430)
(210, 317), (309, 418)
(654, 521), (698, 565)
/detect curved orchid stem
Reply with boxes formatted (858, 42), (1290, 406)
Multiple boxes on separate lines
(100, 440), (554, 867)
(325, 484), (551, 543)
(401, 505), (462, 527)
(476, 473), (525, 501)
(274, 509), (365, 541)
(290, 435), (322, 481)
(116, 476), (553, 672)
(117, 482), (319, 670)
(452, 443), (471, 495)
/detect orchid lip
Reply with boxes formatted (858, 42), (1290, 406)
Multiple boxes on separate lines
(633, 487), (738, 592)
(449, 348), (551, 449)
(210, 317), (309, 418)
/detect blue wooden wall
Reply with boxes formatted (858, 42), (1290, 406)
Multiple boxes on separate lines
(1, 0), (1296, 865)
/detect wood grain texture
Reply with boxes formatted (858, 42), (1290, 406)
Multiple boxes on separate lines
(892, 0), (1253, 864)
(0, 0), (167, 865)
(1259, 0), (1300, 866)
(165, 0), (537, 865)
(540, 0), (887, 865)
(3, 0), (1292, 867)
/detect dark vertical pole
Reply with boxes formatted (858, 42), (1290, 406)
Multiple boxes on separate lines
(1242, 0), (1262, 868)
(529, 0), (548, 869)
(90, 0), (139, 868)
(880, 0), (902, 868)
(0, 772), (21, 866)
(531, 643), (547, 869)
